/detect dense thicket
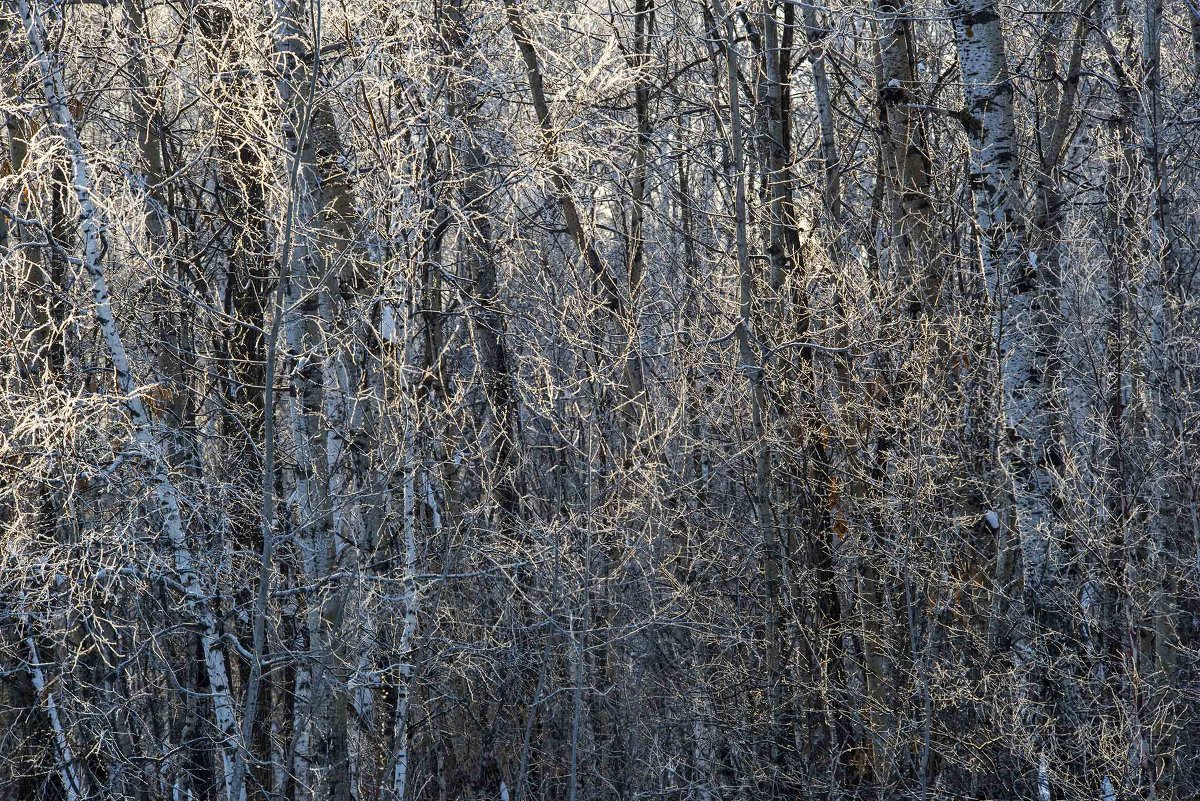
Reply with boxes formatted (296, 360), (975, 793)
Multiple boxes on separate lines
(1, 0), (1199, 797)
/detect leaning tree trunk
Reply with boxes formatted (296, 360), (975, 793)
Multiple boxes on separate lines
(26, 632), (88, 801)
(502, 0), (647, 454)
(14, 3), (244, 799)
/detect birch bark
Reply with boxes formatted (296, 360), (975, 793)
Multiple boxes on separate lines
(13, 2), (244, 798)
(27, 634), (87, 801)
(947, 0), (1049, 603)
(948, 0), (1062, 792)
(260, 1), (366, 795)
(389, 419), (422, 801)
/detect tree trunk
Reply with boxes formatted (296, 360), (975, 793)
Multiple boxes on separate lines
(14, 3), (244, 798)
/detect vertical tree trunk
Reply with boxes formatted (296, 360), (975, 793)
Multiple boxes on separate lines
(446, 0), (521, 535)
(122, 0), (190, 440)
(261, 1), (368, 795)
(948, 0), (1041, 605)
(876, 0), (936, 313)
(390, 417), (422, 801)
(715, 0), (780, 787)
(948, 0), (1065, 793)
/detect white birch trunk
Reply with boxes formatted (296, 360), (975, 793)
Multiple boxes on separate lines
(14, 3), (244, 799)
(948, 2), (1065, 792)
(27, 635), (86, 801)
(292, 643), (315, 798)
(948, 0), (1051, 597)
(262, 1), (357, 794)
(390, 422), (422, 801)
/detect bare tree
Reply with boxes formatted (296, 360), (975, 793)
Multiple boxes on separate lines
(3, 0), (1200, 799)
